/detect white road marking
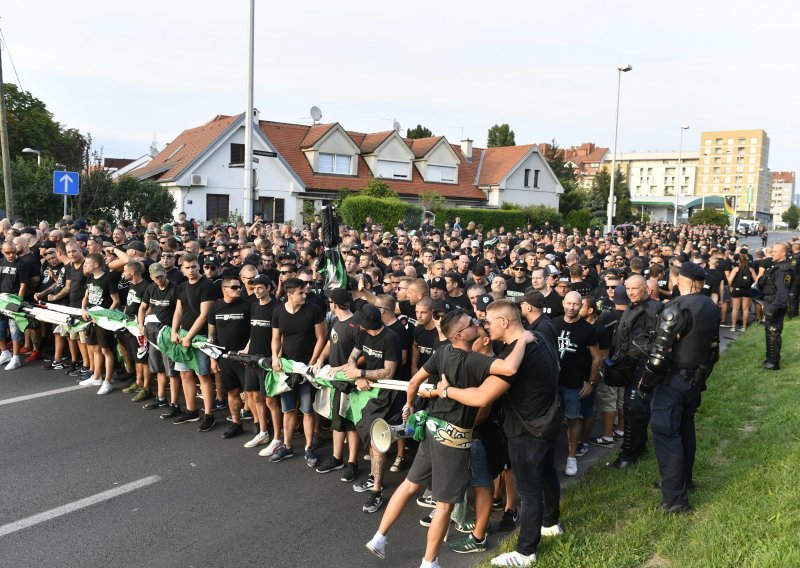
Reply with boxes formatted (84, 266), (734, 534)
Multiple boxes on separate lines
(0, 475), (161, 538)
(0, 385), (90, 407)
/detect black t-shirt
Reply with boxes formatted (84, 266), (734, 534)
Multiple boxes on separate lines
(702, 268), (724, 298)
(387, 319), (412, 381)
(124, 279), (150, 318)
(85, 271), (117, 309)
(551, 317), (598, 389)
(505, 278), (530, 300)
(570, 280), (593, 297)
(19, 253), (41, 298)
(248, 300), (277, 356)
(41, 262), (62, 291)
(273, 302), (324, 363)
(423, 344), (493, 428)
(177, 277), (216, 335)
(541, 290), (564, 318)
(497, 337), (559, 438)
(399, 300), (419, 328)
(142, 281), (178, 325)
(165, 267), (187, 286)
(356, 326), (400, 375)
(0, 258), (29, 294)
(526, 315), (557, 347)
(593, 319), (611, 352)
(446, 292), (471, 312)
(66, 261), (87, 308)
(327, 315), (359, 366)
(209, 298), (251, 351)
(413, 325), (441, 370)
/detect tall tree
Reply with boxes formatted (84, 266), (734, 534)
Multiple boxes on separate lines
(590, 167), (633, 224)
(406, 125), (433, 139)
(541, 138), (575, 183)
(487, 124), (515, 148)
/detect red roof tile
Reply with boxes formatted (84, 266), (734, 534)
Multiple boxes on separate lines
(299, 123), (336, 149)
(408, 136), (443, 158)
(478, 145), (534, 186)
(359, 131), (394, 154)
(771, 171), (795, 183)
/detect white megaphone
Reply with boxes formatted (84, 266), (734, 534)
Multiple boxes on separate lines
(370, 419), (411, 454)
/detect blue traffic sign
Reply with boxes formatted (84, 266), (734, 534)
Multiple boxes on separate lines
(53, 171), (80, 196)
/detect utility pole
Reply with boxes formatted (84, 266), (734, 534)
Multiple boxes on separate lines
(0, 41), (14, 219)
(242, 0), (255, 223)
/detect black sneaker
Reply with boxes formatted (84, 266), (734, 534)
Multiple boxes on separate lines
(316, 456), (344, 474)
(212, 399), (227, 411)
(416, 494), (436, 508)
(69, 366), (89, 377)
(160, 405), (181, 420)
(65, 362), (80, 374)
(590, 436), (615, 448)
(492, 498), (504, 511)
(420, 510), (435, 527)
(173, 410), (201, 425)
(143, 398), (168, 410)
(363, 491), (384, 514)
(497, 509), (519, 532)
(222, 422), (243, 438)
(340, 462), (359, 482)
(353, 475), (375, 493)
(198, 413), (216, 432)
(51, 361), (66, 371)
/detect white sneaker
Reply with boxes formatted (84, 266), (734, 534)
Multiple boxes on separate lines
(97, 382), (113, 395)
(565, 457), (578, 476)
(0, 350), (12, 365)
(365, 535), (386, 560)
(5, 356), (22, 370)
(491, 551), (537, 566)
(541, 523), (564, 537)
(419, 557), (440, 568)
(244, 433), (270, 448)
(79, 377), (103, 386)
(259, 438), (283, 457)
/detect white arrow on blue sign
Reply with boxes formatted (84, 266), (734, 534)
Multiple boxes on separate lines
(53, 171), (80, 196)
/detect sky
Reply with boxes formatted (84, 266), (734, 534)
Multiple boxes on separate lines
(2, 0), (797, 172)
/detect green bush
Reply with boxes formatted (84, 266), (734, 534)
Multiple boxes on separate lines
(566, 209), (592, 231)
(523, 204), (564, 228)
(339, 196), (422, 230)
(688, 209), (730, 227)
(438, 208), (528, 232)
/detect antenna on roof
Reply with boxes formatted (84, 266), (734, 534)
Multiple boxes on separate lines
(310, 106), (322, 124)
(392, 119), (401, 133)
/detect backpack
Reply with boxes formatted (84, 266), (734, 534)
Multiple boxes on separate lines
(733, 267), (752, 290)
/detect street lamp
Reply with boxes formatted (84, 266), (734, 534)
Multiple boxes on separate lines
(606, 64), (632, 235)
(674, 125), (689, 225)
(21, 147), (41, 166)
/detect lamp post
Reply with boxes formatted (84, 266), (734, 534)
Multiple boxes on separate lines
(242, 0), (255, 223)
(606, 64), (632, 235)
(22, 148), (41, 167)
(674, 125), (689, 225)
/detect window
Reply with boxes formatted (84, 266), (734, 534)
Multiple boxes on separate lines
(319, 153), (351, 174)
(524, 169), (531, 187)
(230, 143), (245, 165)
(207, 194), (229, 221)
(427, 165), (456, 183)
(533, 169), (540, 188)
(376, 160), (409, 179)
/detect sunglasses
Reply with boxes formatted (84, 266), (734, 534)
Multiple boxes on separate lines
(512, 267), (525, 271)
(203, 264), (217, 269)
(225, 285), (242, 290)
(161, 254), (174, 258)
(280, 271), (294, 275)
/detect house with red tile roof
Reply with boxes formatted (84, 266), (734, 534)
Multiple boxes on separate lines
(128, 113), (563, 224)
(538, 142), (609, 190)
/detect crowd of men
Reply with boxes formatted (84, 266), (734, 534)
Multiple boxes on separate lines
(0, 212), (797, 568)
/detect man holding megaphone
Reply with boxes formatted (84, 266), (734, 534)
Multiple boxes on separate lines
(365, 307), (533, 568)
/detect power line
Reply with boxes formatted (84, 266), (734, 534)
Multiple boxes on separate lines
(0, 26), (23, 91)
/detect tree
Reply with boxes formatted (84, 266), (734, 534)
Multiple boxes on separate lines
(419, 190), (444, 216)
(360, 178), (397, 199)
(487, 124), (515, 148)
(782, 204), (800, 229)
(559, 178), (586, 216)
(688, 209), (730, 227)
(590, 167), (633, 225)
(406, 125), (433, 139)
(541, 138), (576, 183)
(118, 176), (177, 223)
(566, 209), (592, 231)
(0, 157), (64, 222)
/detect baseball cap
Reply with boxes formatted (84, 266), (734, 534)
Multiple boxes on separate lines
(149, 263), (167, 278)
(161, 223), (174, 234)
(518, 289), (545, 308)
(429, 277), (447, 290)
(125, 240), (146, 253)
(613, 284), (631, 306)
(431, 299), (453, 313)
(203, 255), (221, 267)
(544, 265), (561, 277)
(251, 274), (274, 287)
(353, 304), (382, 330)
(74, 233), (89, 243)
(679, 262), (706, 281)
(476, 294), (494, 311)
(512, 259), (527, 270)
(326, 288), (352, 307)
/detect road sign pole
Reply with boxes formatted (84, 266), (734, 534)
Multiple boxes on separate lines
(64, 195), (67, 218)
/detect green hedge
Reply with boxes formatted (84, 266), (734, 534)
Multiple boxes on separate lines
(339, 195), (423, 229)
(437, 208), (528, 231)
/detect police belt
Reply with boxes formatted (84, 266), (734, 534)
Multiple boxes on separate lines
(407, 411), (473, 449)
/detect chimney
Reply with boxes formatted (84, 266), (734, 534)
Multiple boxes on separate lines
(252, 107), (260, 125)
(461, 139), (473, 162)
(149, 131), (159, 157)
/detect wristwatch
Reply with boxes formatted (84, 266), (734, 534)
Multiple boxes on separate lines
(360, 369), (366, 378)
(441, 386), (449, 399)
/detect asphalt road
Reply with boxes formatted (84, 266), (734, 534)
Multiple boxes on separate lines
(0, 231), (791, 568)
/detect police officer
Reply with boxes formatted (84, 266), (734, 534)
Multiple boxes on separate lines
(638, 262), (719, 513)
(759, 242), (793, 370)
(787, 242), (800, 319)
(607, 275), (662, 469)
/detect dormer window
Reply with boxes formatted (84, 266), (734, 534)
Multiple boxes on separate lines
(319, 153), (351, 174)
(426, 165), (456, 183)
(376, 159), (409, 180)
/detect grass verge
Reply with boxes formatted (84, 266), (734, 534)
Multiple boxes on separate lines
(477, 320), (800, 568)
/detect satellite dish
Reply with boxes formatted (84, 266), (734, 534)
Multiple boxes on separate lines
(310, 106), (323, 124)
(392, 120), (401, 133)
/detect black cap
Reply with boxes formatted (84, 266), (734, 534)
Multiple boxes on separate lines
(251, 274), (274, 287)
(613, 284), (630, 306)
(429, 277), (447, 290)
(353, 304), (382, 330)
(125, 240), (146, 253)
(203, 255), (220, 267)
(476, 294), (494, 311)
(431, 299), (453, 313)
(327, 288), (352, 308)
(679, 262), (706, 282)
(243, 253), (262, 266)
(512, 259), (527, 270)
(518, 289), (545, 308)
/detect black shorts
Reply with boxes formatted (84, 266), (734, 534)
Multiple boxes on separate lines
(219, 358), (245, 392)
(124, 332), (148, 364)
(407, 434), (471, 504)
(244, 366), (264, 393)
(330, 388), (356, 432)
(86, 325), (116, 349)
(355, 389), (403, 447)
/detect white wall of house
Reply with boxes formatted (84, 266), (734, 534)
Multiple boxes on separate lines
(415, 141), (460, 183)
(169, 124), (304, 224)
(303, 126), (360, 175)
(365, 134), (415, 180)
(497, 151), (562, 209)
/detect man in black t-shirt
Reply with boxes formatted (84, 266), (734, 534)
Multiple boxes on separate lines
(505, 260), (531, 301)
(79, 253), (120, 394)
(532, 267), (564, 318)
(411, 298), (440, 376)
(171, 253), (217, 431)
(209, 276), (252, 440)
(269, 278), (326, 466)
(517, 289), (557, 347)
(552, 291), (601, 477)
(120, 261), (152, 402)
(0, 242), (31, 370)
(436, 300), (562, 566)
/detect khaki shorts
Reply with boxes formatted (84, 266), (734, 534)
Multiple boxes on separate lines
(597, 381), (624, 413)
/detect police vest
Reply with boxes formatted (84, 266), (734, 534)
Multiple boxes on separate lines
(615, 298), (661, 360)
(671, 294), (719, 369)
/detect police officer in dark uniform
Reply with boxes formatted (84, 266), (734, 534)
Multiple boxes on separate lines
(638, 262), (719, 513)
(759, 242), (793, 370)
(787, 242), (800, 319)
(607, 275), (662, 469)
